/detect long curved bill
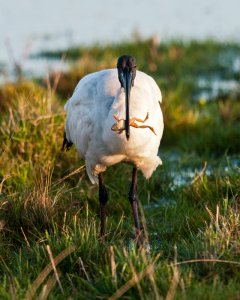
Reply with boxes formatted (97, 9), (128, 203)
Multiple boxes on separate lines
(123, 71), (132, 141)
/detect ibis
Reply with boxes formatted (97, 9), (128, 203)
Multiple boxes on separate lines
(62, 55), (164, 238)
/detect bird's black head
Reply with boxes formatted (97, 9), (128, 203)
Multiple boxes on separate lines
(117, 55), (136, 88)
(117, 55), (136, 141)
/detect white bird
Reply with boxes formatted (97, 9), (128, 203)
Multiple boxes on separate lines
(63, 55), (164, 238)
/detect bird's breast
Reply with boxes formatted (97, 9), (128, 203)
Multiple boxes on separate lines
(101, 90), (163, 158)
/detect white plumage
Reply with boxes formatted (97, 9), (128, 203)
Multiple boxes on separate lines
(64, 69), (164, 184)
(63, 55), (164, 238)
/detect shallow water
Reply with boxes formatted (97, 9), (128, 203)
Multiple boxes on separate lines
(167, 153), (240, 190)
(196, 77), (240, 102)
(145, 151), (240, 211)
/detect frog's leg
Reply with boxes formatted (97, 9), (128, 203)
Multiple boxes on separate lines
(130, 112), (149, 124)
(117, 128), (125, 134)
(130, 123), (157, 135)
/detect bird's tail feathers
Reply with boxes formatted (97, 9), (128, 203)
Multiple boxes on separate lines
(139, 156), (162, 179)
(62, 131), (73, 151)
(86, 163), (107, 185)
(86, 166), (98, 184)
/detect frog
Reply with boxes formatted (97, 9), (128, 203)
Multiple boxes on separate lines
(111, 112), (157, 135)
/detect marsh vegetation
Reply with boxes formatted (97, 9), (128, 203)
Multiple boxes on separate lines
(0, 39), (240, 299)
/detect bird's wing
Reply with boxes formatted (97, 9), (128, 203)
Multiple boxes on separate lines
(148, 75), (162, 103)
(64, 69), (117, 158)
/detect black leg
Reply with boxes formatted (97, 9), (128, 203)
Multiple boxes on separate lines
(128, 167), (141, 238)
(99, 173), (108, 238)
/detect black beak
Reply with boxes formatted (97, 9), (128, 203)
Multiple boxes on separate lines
(122, 70), (132, 141)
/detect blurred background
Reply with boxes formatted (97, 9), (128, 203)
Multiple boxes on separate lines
(1, 0), (240, 80)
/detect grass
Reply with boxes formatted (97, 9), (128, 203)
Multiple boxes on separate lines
(0, 39), (240, 299)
